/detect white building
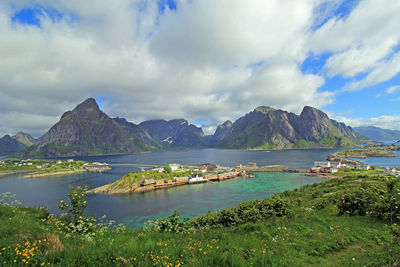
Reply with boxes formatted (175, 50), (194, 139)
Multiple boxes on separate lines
(168, 163), (181, 171)
(356, 164), (371, 170)
(314, 161), (331, 168)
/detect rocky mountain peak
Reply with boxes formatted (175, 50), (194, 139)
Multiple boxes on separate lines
(300, 106), (329, 120)
(13, 132), (36, 146)
(0, 134), (26, 155)
(221, 120), (233, 128)
(73, 98), (101, 116)
(255, 106), (275, 114)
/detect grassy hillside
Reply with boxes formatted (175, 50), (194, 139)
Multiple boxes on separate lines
(1, 168), (400, 266)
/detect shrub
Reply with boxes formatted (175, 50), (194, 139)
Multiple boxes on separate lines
(58, 185), (96, 235)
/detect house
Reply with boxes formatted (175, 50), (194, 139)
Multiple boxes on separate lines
(67, 159), (74, 162)
(140, 179), (155, 186)
(174, 177), (189, 183)
(330, 168), (338, 173)
(310, 166), (320, 173)
(356, 164), (371, 170)
(168, 163), (181, 171)
(235, 164), (243, 169)
(152, 167), (164, 173)
(155, 180), (165, 186)
(314, 161), (331, 168)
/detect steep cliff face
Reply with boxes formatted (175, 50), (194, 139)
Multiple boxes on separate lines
(0, 135), (26, 155)
(212, 106), (362, 149)
(22, 98), (138, 157)
(212, 120), (233, 143)
(140, 119), (205, 147)
(113, 117), (163, 151)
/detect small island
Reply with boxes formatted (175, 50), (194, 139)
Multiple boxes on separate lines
(328, 145), (398, 160)
(0, 159), (110, 178)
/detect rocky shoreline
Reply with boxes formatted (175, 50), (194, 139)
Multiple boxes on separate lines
(24, 169), (87, 178)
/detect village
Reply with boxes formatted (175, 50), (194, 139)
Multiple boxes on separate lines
(139, 163), (254, 190)
(310, 159), (400, 178)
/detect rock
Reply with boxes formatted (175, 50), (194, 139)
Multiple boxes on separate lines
(140, 119), (205, 147)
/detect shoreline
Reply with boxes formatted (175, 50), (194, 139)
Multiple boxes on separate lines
(0, 169), (34, 178)
(87, 166), (334, 195)
(24, 169), (87, 178)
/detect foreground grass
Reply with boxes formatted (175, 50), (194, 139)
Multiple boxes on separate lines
(1, 169), (399, 266)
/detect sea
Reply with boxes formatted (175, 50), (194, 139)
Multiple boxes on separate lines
(1, 148), (400, 227)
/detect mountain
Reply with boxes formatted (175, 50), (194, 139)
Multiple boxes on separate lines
(139, 119), (205, 147)
(21, 98), (143, 157)
(354, 126), (400, 141)
(113, 117), (163, 151)
(13, 132), (37, 146)
(211, 106), (364, 149)
(0, 134), (26, 155)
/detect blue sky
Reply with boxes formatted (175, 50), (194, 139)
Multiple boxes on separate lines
(1, 0), (400, 137)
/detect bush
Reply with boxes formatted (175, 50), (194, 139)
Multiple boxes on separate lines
(58, 185), (96, 235)
(145, 210), (191, 233)
(337, 181), (400, 222)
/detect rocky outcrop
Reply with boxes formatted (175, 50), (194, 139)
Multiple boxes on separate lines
(212, 106), (364, 149)
(140, 119), (205, 147)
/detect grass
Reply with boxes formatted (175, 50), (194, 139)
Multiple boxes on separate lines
(1, 168), (400, 266)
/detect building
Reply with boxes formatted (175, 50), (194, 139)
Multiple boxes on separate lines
(356, 164), (371, 170)
(152, 167), (164, 173)
(168, 163), (181, 171)
(314, 161), (331, 168)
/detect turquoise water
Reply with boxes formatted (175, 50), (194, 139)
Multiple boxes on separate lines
(0, 148), (332, 227)
(90, 172), (323, 227)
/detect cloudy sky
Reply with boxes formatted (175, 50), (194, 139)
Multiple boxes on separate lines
(1, 0), (400, 137)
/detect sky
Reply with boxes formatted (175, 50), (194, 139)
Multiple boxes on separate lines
(1, 0), (400, 138)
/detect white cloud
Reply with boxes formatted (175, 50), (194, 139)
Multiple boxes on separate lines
(329, 113), (400, 131)
(0, 0), (339, 138)
(386, 85), (400, 94)
(309, 0), (400, 91)
(0, 0), (398, 138)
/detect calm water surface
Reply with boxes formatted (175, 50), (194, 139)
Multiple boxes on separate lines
(1, 148), (342, 227)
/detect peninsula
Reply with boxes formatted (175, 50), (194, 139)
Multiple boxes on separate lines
(327, 144), (399, 160)
(0, 159), (108, 178)
(88, 163), (255, 194)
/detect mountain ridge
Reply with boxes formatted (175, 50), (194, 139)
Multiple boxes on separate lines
(211, 106), (364, 149)
(12, 98), (367, 157)
(354, 126), (400, 141)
